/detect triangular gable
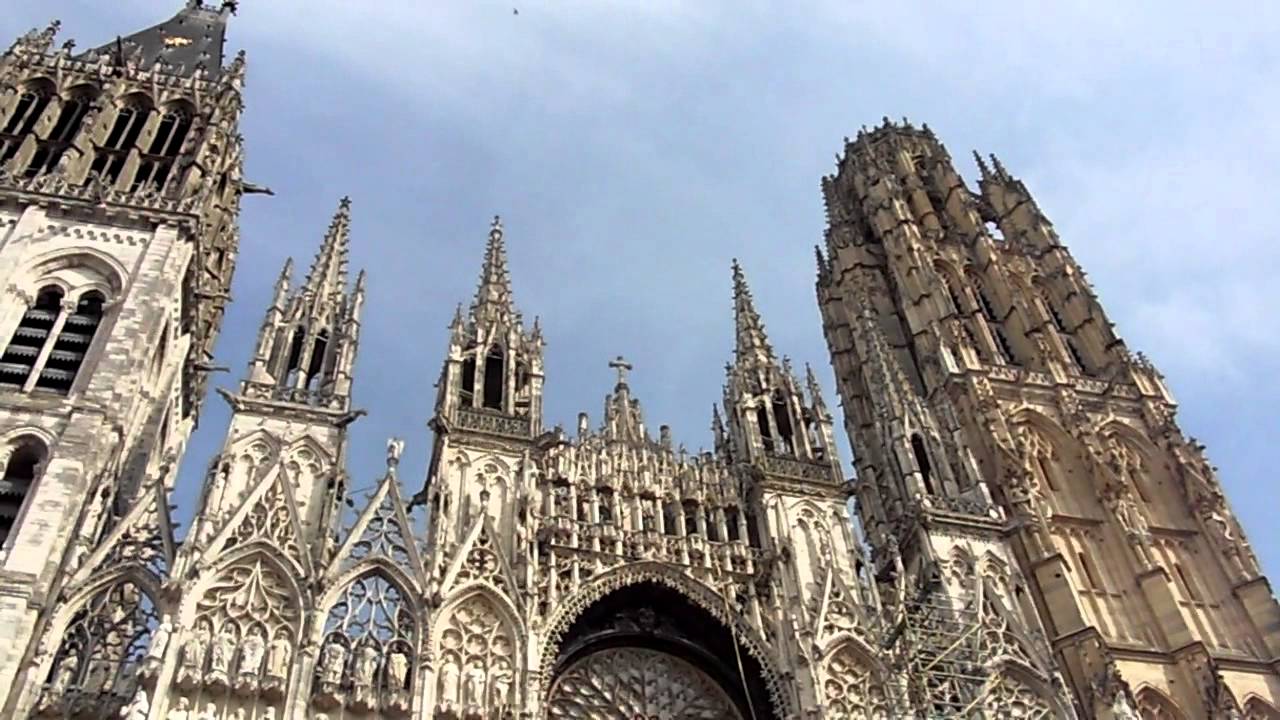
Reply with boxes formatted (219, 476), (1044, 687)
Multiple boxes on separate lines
(978, 576), (1045, 674)
(439, 513), (521, 606)
(67, 479), (176, 589)
(199, 460), (312, 576)
(816, 565), (866, 641)
(326, 471), (426, 581)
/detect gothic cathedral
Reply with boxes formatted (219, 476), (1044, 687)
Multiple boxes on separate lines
(0, 5), (1275, 720)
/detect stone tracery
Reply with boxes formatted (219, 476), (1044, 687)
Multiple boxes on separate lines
(821, 643), (889, 720)
(313, 572), (418, 715)
(547, 646), (743, 720)
(434, 591), (518, 717)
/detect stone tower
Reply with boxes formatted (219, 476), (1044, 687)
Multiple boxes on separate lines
(815, 118), (1280, 718)
(0, 3), (250, 716)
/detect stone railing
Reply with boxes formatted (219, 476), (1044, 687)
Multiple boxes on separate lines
(762, 455), (835, 483)
(455, 407), (531, 439)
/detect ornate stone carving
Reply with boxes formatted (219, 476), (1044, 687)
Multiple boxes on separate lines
(547, 647), (742, 719)
(314, 573), (416, 713)
(822, 644), (889, 719)
(435, 592), (516, 717)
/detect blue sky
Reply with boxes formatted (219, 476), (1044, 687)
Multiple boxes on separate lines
(9, 2), (1277, 578)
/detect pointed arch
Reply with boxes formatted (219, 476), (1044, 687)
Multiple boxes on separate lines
(1244, 695), (1280, 720)
(311, 567), (421, 713)
(32, 568), (163, 717)
(819, 638), (891, 719)
(1134, 685), (1189, 720)
(1009, 409), (1099, 518)
(429, 585), (522, 715)
(537, 562), (791, 719)
(482, 344), (505, 410)
(982, 662), (1062, 719)
(0, 432), (48, 547)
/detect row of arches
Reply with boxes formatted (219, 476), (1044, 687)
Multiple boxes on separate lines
(1, 78), (194, 191)
(1, 284), (105, 394)
(458, 344), (532, 416)
(0, 433), (47, 549)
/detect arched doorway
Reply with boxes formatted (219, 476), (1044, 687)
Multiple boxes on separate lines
(545, 581), (776, 719)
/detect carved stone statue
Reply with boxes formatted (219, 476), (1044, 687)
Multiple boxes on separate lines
(238, 629), (265, 676)
(209, 627), (235, 675)
(438, 655), (461, 706)
(119, 687), (149, 720)
(178, 624), (209, 686)
(490, 660), (513, 707)
(147, 615), (173, 663)
(49, 653), (79, 695)
(465, 662), (487, 706)
(319, 641), (346, 685)
(387, 650), (410, 690)
(197, 703), (218, 720)
(1111, 689), (1139, 720)
(353, 644), (378, 686)
(166, 697), (190, 720)
(267, 634), (292, 678)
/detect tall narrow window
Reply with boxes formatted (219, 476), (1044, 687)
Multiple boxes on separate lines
(0, 84), (53, 167)
(305, 329), (329, 391)
(91, 100), (149, 184)
(460, 356), (476, 406)
(756, 405), (773, 449)
(597, 488), (614, 524)
(1174, 563), (1202, 602)
(283, 328), (305, 388)
(772, 391), (794, 454)
(25, 90), (95, 178)
(662, 501), (678, 536)
(0, 286), (62, 389)
(0, 437), (46, 546)
(132, 106), (191, 192)
(1077, 551), (1102, 590)
(482, 345), (504, 410)
(911, 434), (935, 495)
(36, 291), (104, 393)
(705, 508), (721, 542)
(1035, 456), (1059, 492)
(683, 501), (700, 536)
(725, 506), (741, 542)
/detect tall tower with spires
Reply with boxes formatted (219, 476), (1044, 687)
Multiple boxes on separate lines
(0, 2), (253, 716)
(816, 118), (1280, 718)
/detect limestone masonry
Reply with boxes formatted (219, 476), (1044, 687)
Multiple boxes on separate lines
(0, 4), (1276, 719)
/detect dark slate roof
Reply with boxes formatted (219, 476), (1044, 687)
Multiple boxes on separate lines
(79, 2), (233, 79)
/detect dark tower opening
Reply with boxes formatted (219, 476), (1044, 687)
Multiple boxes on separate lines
(39, 291), (105, 393)
(482, 345), (504, 410)
(93, 100), (150, 184)
(1, 285), (63, 388)
(771, 391), (794, 454)
(0, 438), (46, 545)
(911, 433), (935, 495)
(0, 83), (52, 167)
(756, 405), (773, 450)
(460, 356), (476, 406)
(305, 330), (329, 390)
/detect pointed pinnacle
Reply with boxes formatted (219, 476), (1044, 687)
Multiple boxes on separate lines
(731, 259), (775, 367)
(471, 214), (516, 324)
(303, 196), (352, 298)
(972, 151), (992, 181)
(989, 153), (1009, 179)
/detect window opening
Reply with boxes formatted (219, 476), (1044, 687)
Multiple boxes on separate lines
(37, 291), (104, 393)
(911, 434), (935, 495)
(0, 439), (44, 545)
(0, 286), (62, 388)
(482, 346), (504, 410)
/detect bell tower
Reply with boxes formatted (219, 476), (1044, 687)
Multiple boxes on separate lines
(816, 119), (1280, 718)
(0, 3), (252, 715)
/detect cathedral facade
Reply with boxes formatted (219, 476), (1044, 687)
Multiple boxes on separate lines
(0, 4), (1276, 720)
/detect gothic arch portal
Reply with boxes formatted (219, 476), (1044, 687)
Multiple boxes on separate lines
(429, 586), (521, 717)
(538, 566), (786, 720)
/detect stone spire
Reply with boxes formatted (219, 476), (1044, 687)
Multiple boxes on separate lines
(301, 196), (352, 306)
(78, 0), (237, 78)
(470, 215), (516, 327)
(731, 259), (776, 373)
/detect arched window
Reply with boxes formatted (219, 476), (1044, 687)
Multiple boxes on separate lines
(969, 273), (1018, 365)
(37, 579), (158, 715)
(305, 329), (329, 391)
(314, 573), (417, 711)
(25, 87), (97, 178)
(91, 98), (150, 184)
(597, 488), (614, 524)
(0, 436), (46, 546)
(771, 391), (794, 454)
(683, 500), (700, 536)
(911, 434), (935, 495)
(482, 345), (504, 410)
(0, 82), (53, 167)
(36, 291), (105, 393)
(132, 105), (192, 192)
(1, 285), (63, 389)
(755, 405), (773, 448)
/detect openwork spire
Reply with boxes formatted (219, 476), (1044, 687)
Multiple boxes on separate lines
(302, 196), (352, 300)
(470, 215), (517, 326)
(732, 259), (776, 370)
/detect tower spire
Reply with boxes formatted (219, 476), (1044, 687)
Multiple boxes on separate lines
(731, 259), (776, 370)
(302, 196), (352, 301)
(470, 215), (516, 326)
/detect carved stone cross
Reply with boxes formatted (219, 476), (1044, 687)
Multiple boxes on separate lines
(609, 356), (633, 387)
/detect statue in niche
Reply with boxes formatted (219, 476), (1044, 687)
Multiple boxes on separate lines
(465, 661), (487, 707)
(119, 687), (149, 720)
(197, 702), (218, 720)
(489, 659), (513, 708)
(238, 628), (265, 676)
(262, 710), (276, 720)
(166, 697), (191, 720)
(1103, 486), (1155, 568)
(350, 644), (378, 707)
(266, 634), (292, 679)
(387, 650), (410, 690)
(177, 623), (209, 687)
(209, 626), (235, 677)
(146, 615), (173, 665)
(438, 654), (461, 707)
(48, 653), (79, 695)
(318, 641), (346, 686)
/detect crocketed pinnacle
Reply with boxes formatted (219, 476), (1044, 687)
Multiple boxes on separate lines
(470, 215), (516, 326)
(731, 259), (776, 370)
(302, 196), (352, 299)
